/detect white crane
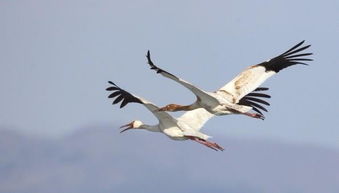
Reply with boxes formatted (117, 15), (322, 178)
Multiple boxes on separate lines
(106, 81), (269, 151)
(146, 40), (312, 120)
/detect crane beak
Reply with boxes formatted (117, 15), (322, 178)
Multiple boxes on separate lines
(119, 122), (134, 133)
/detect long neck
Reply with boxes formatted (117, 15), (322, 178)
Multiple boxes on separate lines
(140, 124), (160, 132)
(175, 102), (200, 111)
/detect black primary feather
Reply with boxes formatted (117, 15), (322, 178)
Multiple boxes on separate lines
(146, 50), (177, 78)
(106, 81), (143, 108)
(246, 92), (271, 98)
(238, 87), (271, 115)
(242, 96), (270, 106)
(257, 40), (313, 73)
(253, 87), (269, 91)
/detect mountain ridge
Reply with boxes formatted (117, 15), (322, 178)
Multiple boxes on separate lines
(0, 126), (338, 193)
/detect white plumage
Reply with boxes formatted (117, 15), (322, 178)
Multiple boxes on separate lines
(106, 81), (222, 151)
(106, 40), (313, 151)
(146, 40), (312, 119)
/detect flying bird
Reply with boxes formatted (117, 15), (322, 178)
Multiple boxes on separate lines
(146, 40), (312, 119)
(106, 81), (269, 151)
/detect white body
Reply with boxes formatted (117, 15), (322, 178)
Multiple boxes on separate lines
(106, 81), (215, 141)
(140, 97), (214, 140)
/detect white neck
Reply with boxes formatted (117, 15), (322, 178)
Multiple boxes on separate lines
(140, 124), (160, 132)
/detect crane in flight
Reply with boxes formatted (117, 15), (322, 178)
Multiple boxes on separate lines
(146, 40), (312, 120)
(106, 81), (270, 151)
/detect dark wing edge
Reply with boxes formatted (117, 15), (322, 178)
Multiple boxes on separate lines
(257, 40), (313, 73)
(106, 81), (143, 108)
(146, 50), (178, 78)
(238, 87), (271, 115)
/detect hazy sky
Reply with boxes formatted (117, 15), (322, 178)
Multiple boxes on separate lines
(1, 0), (339, 148)
(1, 128), (338, 193)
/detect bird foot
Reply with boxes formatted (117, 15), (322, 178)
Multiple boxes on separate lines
(244, 112), (265, 120)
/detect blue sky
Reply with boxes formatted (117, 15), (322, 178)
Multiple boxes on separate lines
(1, 0), (339, 148)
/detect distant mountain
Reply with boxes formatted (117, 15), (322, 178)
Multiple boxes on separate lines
(0, 127), (338, 193)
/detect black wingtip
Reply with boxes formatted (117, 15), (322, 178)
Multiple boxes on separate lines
(238, 88), (271, 115)
(108, 81), (115, 85)
(106, 81), (143, 108)
(258, 40), (313, 73)
(254, 87), (269, 91)
(282, 41), (312, 57)
(146, 50), (154, 68)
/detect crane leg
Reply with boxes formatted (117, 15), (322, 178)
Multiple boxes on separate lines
(230, 108), (265, 120)
(226, 105), (265, 120)
(186, 136), (224, 151)
(243, 112), (265, 120)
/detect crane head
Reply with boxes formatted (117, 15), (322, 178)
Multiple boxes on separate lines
(119, 120), (143, 133)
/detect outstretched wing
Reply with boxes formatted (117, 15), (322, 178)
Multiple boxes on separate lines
(238, 87), (271, 115)
(217, 40), (312, 103)
(178, 87), (271, 131)
(146, 51), (218, 104)
(106, 81), (143, 108)
(177, 108), (214, 131)
(106, 81), (174, 122)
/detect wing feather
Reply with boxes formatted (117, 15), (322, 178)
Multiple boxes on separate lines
(238, 87), (271, 115)
(246, 93), (271, 98)
(242, 96), (270, 106)
(113, 95), (124, 104)
(251, 106), (264, 115)
(146, 51), (218, 104)
(253, 87), (269, 91)
(177, 108), (214, 131)
(218, 41), (312, 103)
(106, 81), (174, 122)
